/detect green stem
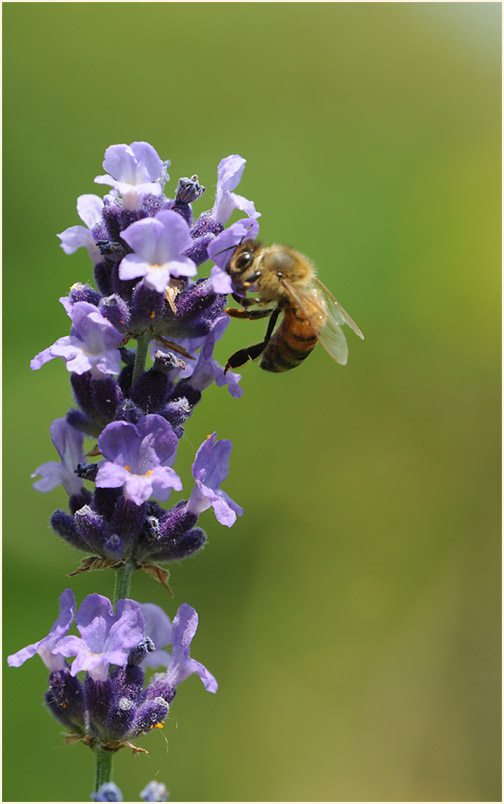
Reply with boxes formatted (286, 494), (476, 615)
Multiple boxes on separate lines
(94, 744), (114, 792)
(113, 559), (133, 604)
(131, 333), (150, 387)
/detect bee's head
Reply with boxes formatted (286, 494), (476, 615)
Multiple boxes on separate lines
(228, 240), (263, 286)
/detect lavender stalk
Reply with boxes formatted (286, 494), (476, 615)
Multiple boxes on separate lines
(9, 141), (260, 799)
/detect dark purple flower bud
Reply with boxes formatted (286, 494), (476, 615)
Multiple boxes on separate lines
(67, 282), (102, 307)
(74, 506), (110, 553)
(116, 399), (143, 424)
(132, 696), (170, 737)
(110, 496), (147, 544)
(50, 509), (90, 552)
(130, 353), (184, 413)
(71, 371), (97, 419)
(98, 294), (131, 333)
(85, 676), (117, 737)
(103, 533), (124, 559)
(184, 233), (215, 267)
(92, 377), (124, 423)
(130, 282), (165, 329)
(97, 239), (126, 262)
(190, 211), (223, 239)
(128, 638), (155, 667)
(69, 488), (93, 515)
(93, 486), (123, 520)
(143, 674), (176, 706)
(118, 363), (134, 397)
(158, 503), (197, 539)
(159, 396), (192, 429)
(102, 199), (126, 243)
(142, 193), (171, 218)
(169, 380), (202, 408)
(177, 175), (205, 205)
(103, 695), (136, 741)
(45, 667), (86, 733)
(169, 175), (205, 227)
(146, 527), (207, 563)
(94, 260), (114, 296)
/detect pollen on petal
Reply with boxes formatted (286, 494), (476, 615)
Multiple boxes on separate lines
(150, 311), (156, 319)
(125, 465), (130, 471)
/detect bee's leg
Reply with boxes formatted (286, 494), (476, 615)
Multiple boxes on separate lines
(225, 309), (280, 372)
(226, 307), (273, 320)
(231, 293), (257, 308)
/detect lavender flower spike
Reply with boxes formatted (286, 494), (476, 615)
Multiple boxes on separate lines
(31, 418), (84, 496)
(187, 433), (243, 526)
(31, 301), (123, 377)
(92, 783), (123, 802)
(96, 415), (182, 506)
(120, 210), (196, 293)
(8, 588), (75, 671)
(55, 595), (145, 681)
(95, 142), (168, 210)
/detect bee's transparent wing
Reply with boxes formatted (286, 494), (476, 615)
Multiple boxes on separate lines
(313, 277), (365, 340)
(282, 277), (363, 367)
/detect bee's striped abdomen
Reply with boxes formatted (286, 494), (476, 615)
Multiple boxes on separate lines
(260, 307), (318, 372)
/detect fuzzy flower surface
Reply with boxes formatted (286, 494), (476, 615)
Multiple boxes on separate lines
(96, 416), (182, 505)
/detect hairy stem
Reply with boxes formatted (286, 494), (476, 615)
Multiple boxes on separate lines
(113, 559), (133, 603)
(94, 744), (114, 792)
(131, 333), (150, 387)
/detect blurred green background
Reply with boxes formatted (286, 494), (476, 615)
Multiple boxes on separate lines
(3, 3), (501, 802)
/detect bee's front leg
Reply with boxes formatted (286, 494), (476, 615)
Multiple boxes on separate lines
(225, 307), (273, 321)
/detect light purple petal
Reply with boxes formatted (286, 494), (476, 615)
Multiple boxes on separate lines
(107, 599), (145, 654)
(57, 225), (96, 256)
(8, 589), (75, 671)
(209, 265), (234, 294)
(119, 253), (149, 282)
(96, 461), (130, 490)
(165, 603), (218, 692)
(77, 194), (104, 228)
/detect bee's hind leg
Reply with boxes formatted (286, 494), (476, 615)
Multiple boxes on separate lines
(225, 309), (280, 373)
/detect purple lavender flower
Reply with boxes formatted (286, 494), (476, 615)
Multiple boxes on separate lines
(96, 415), (182, 506)
(55, 595), (145, 681)
(177, 314), (242, 399)
(31, 301), (123, 377)
(141, 781), (168, 802)
(31, 418), (84, 496)
(141, 603), (217, 693)
(120, 210), (196, 293)
(212, 155), (260, 225)
(207, 217), (260, 294)
(187, 433), (243, 527)
(95, 142), (168, 210)
(7, 588), (75, 671)
(57, 194), (106, 264)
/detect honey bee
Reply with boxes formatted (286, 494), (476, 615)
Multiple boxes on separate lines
(224, 240), (364, 373)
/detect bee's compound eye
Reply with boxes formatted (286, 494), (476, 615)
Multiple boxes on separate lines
(235, 251), (254, 272)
